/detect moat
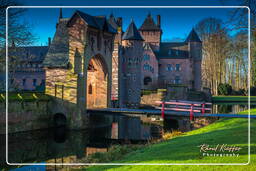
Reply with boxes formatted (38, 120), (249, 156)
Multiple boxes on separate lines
(1, 102), (254, 169)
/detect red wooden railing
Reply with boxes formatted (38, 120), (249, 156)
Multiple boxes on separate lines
(155, 100), (212, 121)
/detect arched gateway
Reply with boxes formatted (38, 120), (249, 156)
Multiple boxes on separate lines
(86, 54), (109, 108)
(43, 10), (116, 113)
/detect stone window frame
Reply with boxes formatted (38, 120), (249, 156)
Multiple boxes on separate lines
(175, 64), (181, 71)
(166, 64), (173, 71)
(143, 54), (150, 61)
(174, 75), (181, 84)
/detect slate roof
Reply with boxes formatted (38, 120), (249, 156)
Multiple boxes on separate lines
(10, 46), (48, 62)
(185, 28), (202, 42)
(155, 42), (189, 59)
(108, 14), (119, 30)
(122, 21), (144, 41)
(73, 10), (117, 34)
(139, 14), (161, 31)
(43, 19), (69, 68)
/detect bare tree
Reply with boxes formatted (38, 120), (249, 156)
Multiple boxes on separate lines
(195, 17), (230, 95)
(0, 0), (35, 91)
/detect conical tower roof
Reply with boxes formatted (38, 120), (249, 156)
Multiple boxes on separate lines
(185, 28), (202, 42)
(122, 20), (144, 41)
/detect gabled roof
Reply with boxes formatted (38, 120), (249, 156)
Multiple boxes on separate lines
(139, 14), (161, 31)
(155, 42), (189, 59)
(185, 28), (202, 42)
(68, 10), (117, 34)
(122, 20), (144, 41)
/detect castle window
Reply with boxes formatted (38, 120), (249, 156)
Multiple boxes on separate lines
(143, 64), (149, 71)
(133, 74), (136, 81)
(143, 54), (150, 61)
(33, 79), (37, 86)
(88, 84), (93, 94)
(166, 64), (173, 71)
(175, 76), (181, 84)
(128, 58), (132, 65)
(22, 79), (26, 86)
(175, 50), (179, 56)
(168, 50), (172, 55)
(175, 64), (181, 71)
(128, 89), (132, 96)
(144, 77), (152, 85)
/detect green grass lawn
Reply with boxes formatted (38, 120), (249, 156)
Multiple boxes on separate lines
(84, 109), (256, 171)
(212, 96), (256, 102)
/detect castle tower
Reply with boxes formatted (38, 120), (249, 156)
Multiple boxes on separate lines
(139, 13), (162, 51)
(185, 28), (202, 91)
(120, 20), (144, 108)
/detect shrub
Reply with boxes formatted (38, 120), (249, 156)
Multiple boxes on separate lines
(217, 83), (232, 95)
(251, 86), (256, 96)
(231, 88), (247, 96)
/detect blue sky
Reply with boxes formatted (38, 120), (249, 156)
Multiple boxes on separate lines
(11, 0), (246, 46)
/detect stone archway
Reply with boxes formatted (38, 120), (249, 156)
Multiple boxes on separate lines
(86, 54), (109, 108)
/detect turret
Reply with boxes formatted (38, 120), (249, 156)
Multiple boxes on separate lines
(120, 20), (144, 108)
(186, 28), (202, 90)
(185, 28), (202, 61)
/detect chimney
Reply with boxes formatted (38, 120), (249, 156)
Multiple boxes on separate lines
(59, 8), (63, 21)
(48, 37), (51, 46)
(157, 15), (161, 28)
(117, 17), (122, 27)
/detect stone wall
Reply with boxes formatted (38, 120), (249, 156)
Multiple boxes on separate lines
(140, 90), (166, 107)
(0, 97), (89, 134)
(158, 58), (193, 88)
(140, 31), (161, 51)
(45, 69), (78, 104)
(0, 101), (51, 134)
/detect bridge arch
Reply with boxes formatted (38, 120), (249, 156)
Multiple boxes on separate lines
(86, 54), (109, 109)
(53, 113), (67, 127)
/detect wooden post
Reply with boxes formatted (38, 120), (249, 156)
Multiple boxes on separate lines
(55, 84), (57, 97)
(190, 103), (194, 121)
(161, 101), (165, 119)
(61, 85), (64, 100)
(202, 103), (205, 115)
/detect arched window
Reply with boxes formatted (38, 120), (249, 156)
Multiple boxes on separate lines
(144, 77), (152, 85)
(88, 84), (93, 94)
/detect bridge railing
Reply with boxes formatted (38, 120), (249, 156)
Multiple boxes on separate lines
(155, 100), (212, 120)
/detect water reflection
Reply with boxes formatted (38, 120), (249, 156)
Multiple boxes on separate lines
(1, 113), (162, 165)
(212, 103), (256, 114)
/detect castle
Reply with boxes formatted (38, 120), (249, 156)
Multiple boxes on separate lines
(43, 9), (202, 109)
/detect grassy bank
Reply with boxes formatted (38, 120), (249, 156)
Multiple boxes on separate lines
(212, 96), (256, 102)
(84, 109), (256, 171)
